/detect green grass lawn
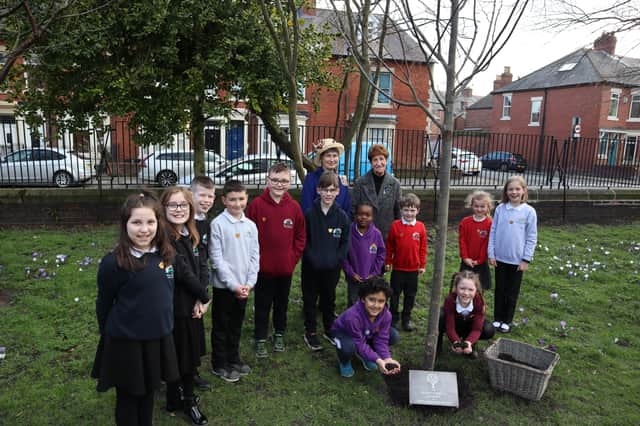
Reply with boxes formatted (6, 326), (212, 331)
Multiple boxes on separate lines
(0, 223), (639, 425)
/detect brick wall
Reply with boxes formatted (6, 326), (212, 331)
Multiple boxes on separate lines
(1, 188), (638, 227)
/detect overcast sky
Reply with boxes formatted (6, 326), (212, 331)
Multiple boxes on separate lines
(467, 4), (640, 96)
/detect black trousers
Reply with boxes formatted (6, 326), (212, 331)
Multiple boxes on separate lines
(211, 287), (247, 369)
(494, 261), (523, 324)
(390, 270), (419, 323)
(301, 259), (341, 334)
(460, 261), (492, 290)
(254, 273), (293, 340)
(115, 388), (154, 426)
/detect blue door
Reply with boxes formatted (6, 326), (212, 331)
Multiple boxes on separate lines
(226, 124), (244, 161)
(608, 140), (618, 166)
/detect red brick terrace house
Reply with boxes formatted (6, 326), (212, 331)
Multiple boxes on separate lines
(462, 67), (514, 132)
(201, 4), (432, 170)
(489, 33), (640, 172)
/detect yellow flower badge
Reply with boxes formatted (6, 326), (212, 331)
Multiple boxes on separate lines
(159, 261), (165, 269)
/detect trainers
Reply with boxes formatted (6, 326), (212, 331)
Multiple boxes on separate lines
(193, 374), (211, 390)
(255, 339), (268, 358)
(402, 320), (416, 332)
(230, 362), (251, 376)
(339, 361), (354, 378)
(355, 353), (377, 371)
(492, 321), (502, 328)
(499, 323), (511, 333)
(304, 333), (323, 351)
(322, 332), (336, 346)
(272, 333), (285, 352)
(211, 367), (240, 383)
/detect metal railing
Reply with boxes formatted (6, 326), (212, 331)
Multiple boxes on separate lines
(0, 119), (638, 190)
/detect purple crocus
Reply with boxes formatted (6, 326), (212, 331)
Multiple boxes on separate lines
(560, 320), (567, 329)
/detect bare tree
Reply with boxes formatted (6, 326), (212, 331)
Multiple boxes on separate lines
(335, 0), (530, 369)
(328, 0), (392, 178)
(543, 0), (640, 35)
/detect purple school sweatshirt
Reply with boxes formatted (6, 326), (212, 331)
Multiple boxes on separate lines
(342, 222), (386, 281)
(331, 300), (392, 362)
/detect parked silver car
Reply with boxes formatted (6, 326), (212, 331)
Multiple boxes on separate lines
(0, 147), (93, 187)
(139, 150), (226, 187)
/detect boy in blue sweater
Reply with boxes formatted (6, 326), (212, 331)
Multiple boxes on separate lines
(301, 171), (350, 351)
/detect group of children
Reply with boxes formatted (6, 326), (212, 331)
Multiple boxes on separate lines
(92, 158), (537, 424)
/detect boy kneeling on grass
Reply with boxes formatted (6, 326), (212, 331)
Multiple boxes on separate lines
(331, 278), (401, 378)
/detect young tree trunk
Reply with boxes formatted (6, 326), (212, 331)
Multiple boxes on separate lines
(423, 0), (459, 371)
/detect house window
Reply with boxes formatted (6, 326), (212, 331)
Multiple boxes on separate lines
(529, 97), (542, 125)
(501, 94), (512, 119)
(623, 136), (637, 164)
(608, 89), (620, 119)
(297, 81), (306, 103)
(629, 93), (640, 120)
(373, 72), (392, 104)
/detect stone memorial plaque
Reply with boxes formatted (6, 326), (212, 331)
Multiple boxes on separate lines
(409, 370), (459, 407)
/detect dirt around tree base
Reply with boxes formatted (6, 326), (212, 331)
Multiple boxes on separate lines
(383, 366), (473, 412)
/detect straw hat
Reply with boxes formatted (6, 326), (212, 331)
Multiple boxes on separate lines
(313, 138), (344, 166)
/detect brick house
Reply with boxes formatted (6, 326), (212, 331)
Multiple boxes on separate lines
(489, 33), (640, 169)
(206, 5), (432, 169)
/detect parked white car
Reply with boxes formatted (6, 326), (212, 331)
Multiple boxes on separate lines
(179, 154), (300, 186)
(451, 147), (482, 176)
(210, 154), (301, 186)
(139, 150), (226, 187)
(0, 147), (93, 187)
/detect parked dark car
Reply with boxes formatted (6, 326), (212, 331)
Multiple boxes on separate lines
(480, 151), (527, 172)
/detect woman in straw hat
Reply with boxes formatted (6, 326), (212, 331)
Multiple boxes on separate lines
(301, 138), (351, 213)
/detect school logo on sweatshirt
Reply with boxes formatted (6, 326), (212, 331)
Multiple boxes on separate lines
(193, 246), (200, 257)
(478, 229), (489, 238)
(164, 265), (174, 280)
(412, 232), (421, 241)
(369, 243), (378, 254)
(283, 218), (294, 229)
(329, 228), (342, 239)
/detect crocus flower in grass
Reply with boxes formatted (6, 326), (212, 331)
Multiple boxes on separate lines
(560, 320), (567, 329)
(537, 338), (546, 345)
(546, 344), (557, 352)
(550, 292), (558, 300)
(0, 347), (5, 360)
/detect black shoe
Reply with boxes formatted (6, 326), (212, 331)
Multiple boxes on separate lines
(304, 333), (323, 351)
(183, 397), (208, 425)
(402, 320), (416, 332)
(193, 374), (211, 390)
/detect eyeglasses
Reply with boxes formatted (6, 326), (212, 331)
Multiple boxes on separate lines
(268, 177), (290, 187)
(166, 202), (190, 211)
(319, 187), (338, 194)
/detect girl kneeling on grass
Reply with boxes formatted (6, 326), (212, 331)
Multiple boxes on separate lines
(92, 191), (179, 425)
(331, 278), (401, 378)
(439, 271), (495, 357)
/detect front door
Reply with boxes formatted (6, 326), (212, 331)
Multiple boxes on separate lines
(226, 123), (244, 161)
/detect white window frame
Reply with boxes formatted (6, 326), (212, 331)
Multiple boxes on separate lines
(371, 70), (392, 107)
(608, 88), (621, 120)
(622, 135), (638, 164)
(628, 91), (640, 122)
(501, 93), (512, 120)
(529, 96), (542, 126)
(297, 81), (307, 104)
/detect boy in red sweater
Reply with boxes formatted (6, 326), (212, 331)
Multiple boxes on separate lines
(385, 193), (427, 331)
(246, 163), (306, 357)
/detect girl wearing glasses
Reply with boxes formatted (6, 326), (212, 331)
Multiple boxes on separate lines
(160, 187), (210, 425)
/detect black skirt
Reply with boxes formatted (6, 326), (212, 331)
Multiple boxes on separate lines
(91, 333), (179, 395)
(173, 317), (203, 376)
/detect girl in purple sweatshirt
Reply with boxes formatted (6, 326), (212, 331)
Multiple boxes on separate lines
(343, 202), (386, 307)
(331, 278), (401, 378)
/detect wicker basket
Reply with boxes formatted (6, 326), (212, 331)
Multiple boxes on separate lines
(485, 338), (560, 401)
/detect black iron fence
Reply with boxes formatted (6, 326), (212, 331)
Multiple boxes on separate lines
(0, 119), (638, 189)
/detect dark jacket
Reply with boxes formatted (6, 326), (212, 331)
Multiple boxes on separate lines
(351, 170), (401, 239)
(303, 199), (350, 270)
(172, 235), (210, 317)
